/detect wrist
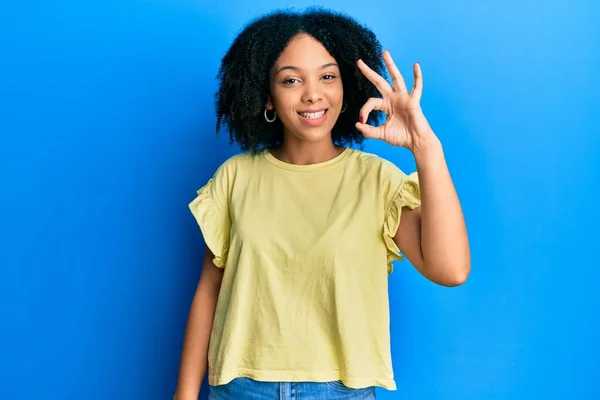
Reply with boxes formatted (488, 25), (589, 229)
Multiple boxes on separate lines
(173, 395), (197, 400)
(411, 134), (442, 159)
(173, 388), (199, 400)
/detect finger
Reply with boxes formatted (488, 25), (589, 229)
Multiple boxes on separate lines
(382, 51), (408, 93)
(359, 97), (384, 124)
(357, 59), (394, 95)
(355, 121), (383, 140)
(412, 62), (423, 100)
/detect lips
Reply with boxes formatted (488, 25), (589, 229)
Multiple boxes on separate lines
(297, 108), (329, 126)
(297, 109), (327, 119)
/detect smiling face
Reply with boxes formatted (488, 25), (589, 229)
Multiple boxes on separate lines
(267, 33), (344, 144)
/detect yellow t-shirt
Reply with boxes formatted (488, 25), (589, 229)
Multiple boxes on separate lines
(188, 147), (421, 390)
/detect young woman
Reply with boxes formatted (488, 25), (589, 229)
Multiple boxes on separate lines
(174, 8), (470, 400)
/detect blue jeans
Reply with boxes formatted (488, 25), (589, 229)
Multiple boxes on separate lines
(208, 377), (377, 400)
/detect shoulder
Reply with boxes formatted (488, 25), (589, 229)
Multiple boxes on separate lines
(347, 149), (416, 200)
(218, 151), (257, 169)
(201, 151), (263, 199)
(213, 150), (264, 176)
(347, 148), (406, 177)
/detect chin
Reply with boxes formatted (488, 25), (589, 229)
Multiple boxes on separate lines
(296, 129), (333, 143)
(289, 123), (336, 142)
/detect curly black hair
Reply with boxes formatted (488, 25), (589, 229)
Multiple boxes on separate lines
(215, 7), (386, 153)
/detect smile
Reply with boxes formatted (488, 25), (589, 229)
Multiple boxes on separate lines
(297, 109), (328, 126)
(298, 110), (326, 119)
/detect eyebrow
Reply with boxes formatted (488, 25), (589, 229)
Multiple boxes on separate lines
(275, 62), (339, 75)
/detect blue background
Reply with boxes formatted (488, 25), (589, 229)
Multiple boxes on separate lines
(1, 0), (598, 399)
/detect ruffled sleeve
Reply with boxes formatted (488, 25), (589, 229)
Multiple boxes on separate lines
(188, 176), (231, 268)
(383, 171), (421, 274)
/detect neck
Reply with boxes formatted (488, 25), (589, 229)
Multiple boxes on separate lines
(271, 136), (344, 165)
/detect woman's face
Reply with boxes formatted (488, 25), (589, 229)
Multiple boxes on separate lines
(268, 34), (344, 144)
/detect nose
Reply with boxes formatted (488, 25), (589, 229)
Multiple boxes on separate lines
(301, 79), (322, 104)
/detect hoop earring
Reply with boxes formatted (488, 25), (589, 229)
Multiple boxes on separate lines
(340, 101), (347, 113)
(264, 108), (277, 123)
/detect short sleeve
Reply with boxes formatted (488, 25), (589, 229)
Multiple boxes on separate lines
(383, 170), (421, 274)
(188, 166), (231, 268)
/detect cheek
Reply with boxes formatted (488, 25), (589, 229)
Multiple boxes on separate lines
(272, 94), (298, 117)
(337, 82), (344, 98)
(328, 83), (344, 103)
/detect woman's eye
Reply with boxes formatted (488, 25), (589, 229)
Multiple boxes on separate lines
(283, 78), (299, 84)
(323, 74), (336, 80)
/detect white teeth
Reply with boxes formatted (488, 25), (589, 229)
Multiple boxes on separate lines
(299, 110), (326, 119)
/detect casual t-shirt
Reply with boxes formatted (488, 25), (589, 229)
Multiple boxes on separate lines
(189, 147), (421, 390)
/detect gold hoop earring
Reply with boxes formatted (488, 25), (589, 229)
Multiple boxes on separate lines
(264, 109), (277, 123)
(340, 102), (347, 113)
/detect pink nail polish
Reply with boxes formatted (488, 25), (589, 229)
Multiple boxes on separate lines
(359, 116), (364, 124)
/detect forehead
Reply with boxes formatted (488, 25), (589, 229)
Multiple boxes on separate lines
(273, 34), (338, 71)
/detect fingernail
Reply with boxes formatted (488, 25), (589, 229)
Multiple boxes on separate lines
(359, 116), (364, 124)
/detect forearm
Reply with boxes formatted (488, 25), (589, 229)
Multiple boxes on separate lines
(174, 282), (220, 399)
(414, 136), (470, 286)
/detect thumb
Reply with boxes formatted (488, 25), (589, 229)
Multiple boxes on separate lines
(355, 122), (382, 139)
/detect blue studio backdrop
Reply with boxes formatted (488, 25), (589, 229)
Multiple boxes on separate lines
(1, 0), (598, 399)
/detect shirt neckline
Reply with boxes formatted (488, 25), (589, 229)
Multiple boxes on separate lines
(263, 147), (352, 171)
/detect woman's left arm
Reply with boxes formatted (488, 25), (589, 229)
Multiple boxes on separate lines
(355, 51), (470, 286)
(394, 136), (471, 287)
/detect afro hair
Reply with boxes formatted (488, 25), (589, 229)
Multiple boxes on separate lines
(215, 7), (386, 153)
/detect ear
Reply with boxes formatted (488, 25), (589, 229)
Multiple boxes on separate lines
(265, 96), (273, 110)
